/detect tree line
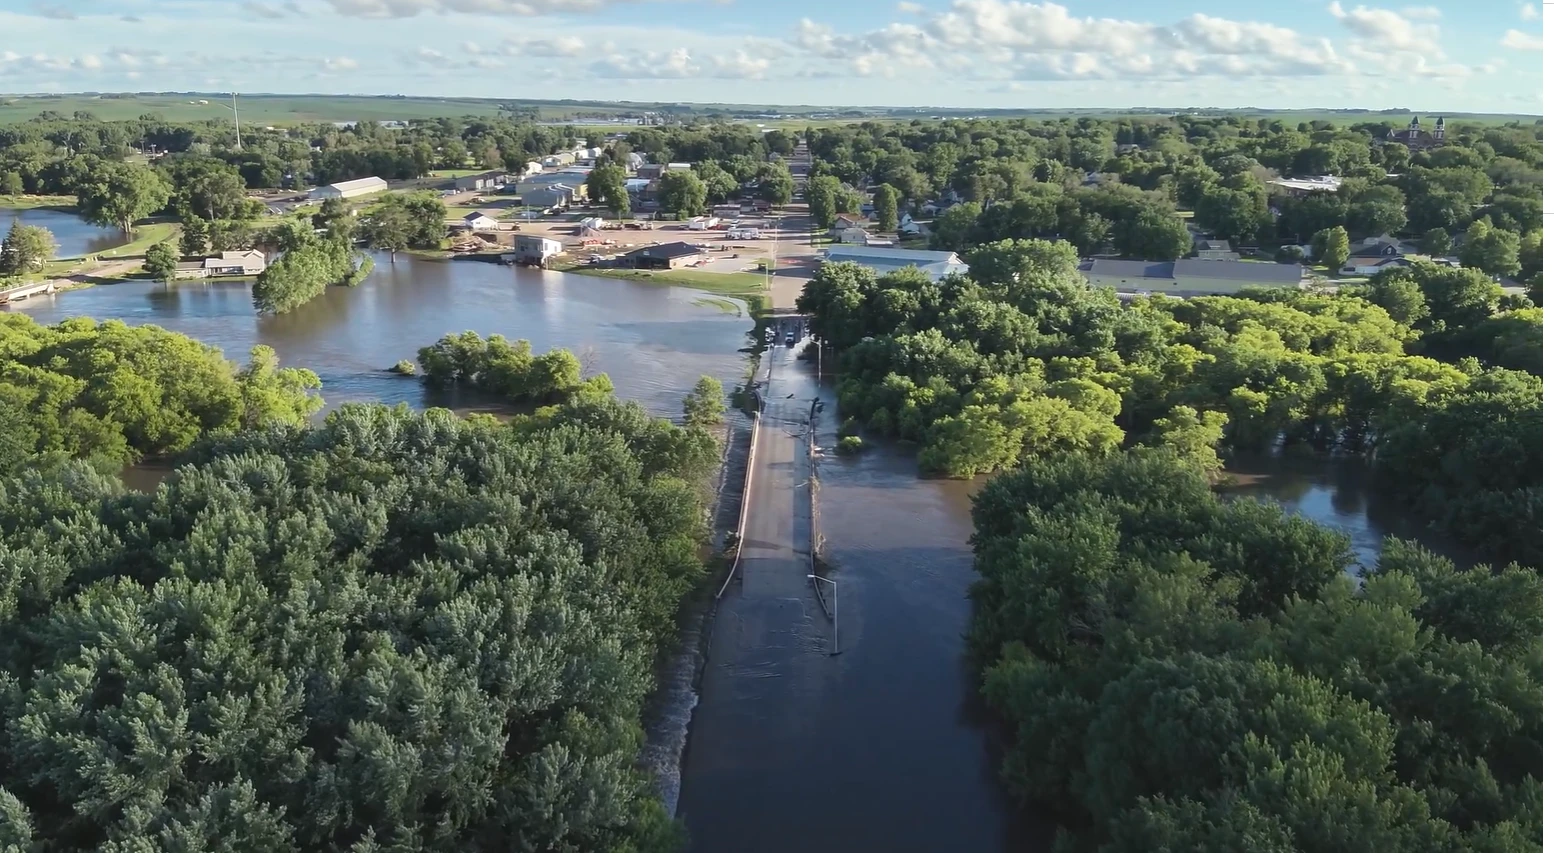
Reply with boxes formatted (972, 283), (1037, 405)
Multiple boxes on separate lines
(802, 116), (1540, 283)
(0, 318), (731, 851)
(969, 442), (1540, 852)
(798, 239), (1540, 565)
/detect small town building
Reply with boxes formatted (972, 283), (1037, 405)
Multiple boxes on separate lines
(897, 213), (922, 235)
(1194, 239), (1240, 261)
(712, 203), (744, 219)
(665, 162), (692, 171)
(1079, 258), (1303, 295)
(1340, 235), (1408, 275)
(453, 170), (506, 192)
(513, 234), (562, 265)
(831, 213), (867, 237)
(835, 226), (870, 244)
(460, 212), (500, 231)
(820, 246), (969, 281)
(173, 250), (268, 279)
(1267, 175), (1343, 196)
(309, 176), (388, 200)
(620, 241), (702, 269)
(636, 164), (665, 180)
(1378, 116), (1446, 150)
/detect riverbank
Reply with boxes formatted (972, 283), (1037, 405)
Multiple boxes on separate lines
(0, 194), (75, 211)
(563, 264), (772, 314)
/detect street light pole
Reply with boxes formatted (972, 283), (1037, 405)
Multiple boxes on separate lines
(807, 574), (839, 655)
(231, 91), (241, 151)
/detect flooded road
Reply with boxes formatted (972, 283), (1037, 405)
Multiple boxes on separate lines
(10, 254), (752, 418)
(678, 343), (1045, 853)
(0, 206), (125, 260)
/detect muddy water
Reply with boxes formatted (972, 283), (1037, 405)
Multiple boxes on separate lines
(10, 254), (752, 418)
(0, 207), (124, 259)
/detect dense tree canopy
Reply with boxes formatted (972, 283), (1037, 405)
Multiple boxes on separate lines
(0, 314), (320, 470)
(0, 390), (719, 851)
(800, 239), (1541, 562)
(970, 445), (1540, 852)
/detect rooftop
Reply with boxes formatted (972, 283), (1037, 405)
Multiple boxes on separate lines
(822, 245), (963, 264)
(327, 176), (387, 191)
(627, 241), (703, 260)
(1082, 258), (1302, 285)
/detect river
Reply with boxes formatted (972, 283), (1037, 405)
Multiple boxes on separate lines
(0, 206), (124, 259)
(9, 252), (753, 418)
(6, 227), (1467, 851)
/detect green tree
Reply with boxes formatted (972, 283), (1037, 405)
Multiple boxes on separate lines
(1194, 185), (1270, 246)
(873, 184), (900, 234)
(0, 220), (57, 275)
(755, 163), (795, 206)
(1458, 218), (1521, 278)
(180, 215), (210, 258)
(1311, 225), (1350, 271)
(1150, 405), (1229, 476)
(1112, 203), (1192, 260)
(807, 174), (843, 233)
(694, 162), (738, 203)
(76, 162), (172, 233)
(586, 162), (630, 217)
(1417, 227), (1452, 257)
(360, 203), (412, 260)
(682, 375), (725, 428)
(930, 203), (981, 252)
(0, 172), (22, 195)
(142, 241), (178, 281)
(657, 170), (708, 219)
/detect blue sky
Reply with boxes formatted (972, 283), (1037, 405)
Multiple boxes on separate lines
(0, 0), (1543, 112)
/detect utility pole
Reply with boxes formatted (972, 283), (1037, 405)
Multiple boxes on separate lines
(231, 91), (242, 151)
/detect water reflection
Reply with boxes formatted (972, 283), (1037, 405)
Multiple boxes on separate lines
(0, 207), (123, 259)
(12, 253), (751, 418)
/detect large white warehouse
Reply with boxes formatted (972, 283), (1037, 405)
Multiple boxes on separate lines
(310, 176), (388, 200)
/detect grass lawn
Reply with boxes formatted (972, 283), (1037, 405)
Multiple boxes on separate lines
(425, 169), (491, 179)
(567, 265), (771, 311)
(0, 194), (76, 211)
(95, 222), (180, 260)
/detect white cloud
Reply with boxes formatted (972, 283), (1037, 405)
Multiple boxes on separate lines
(591, 47), (698, 78)
(1500, 28), (1541, 50)
(31, 3), (75, 20)
(587, 46), (767, 79)
(78, 54), (102, 70)
(323, 56), (359, 70)
(1400, 5), (1440, 18)
(1519, 3), (1537, 20)
(502, 36), (589, 56)
(323, 0), (633, 16)
(244, 1), (287, 18)
(1327, 1), (1442, 56)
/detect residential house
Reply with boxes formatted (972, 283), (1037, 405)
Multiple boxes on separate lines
(309, 176), (388, 200)
(636, 164), (665, 180)
(1343, 256), (1413, 276)
(517, 184), (578, 210)
(1340, 235), (1408, 275)
(835, 226), (870, 244)
(513, 234), (562, 266)
(626, 152), (646, 171)
(620, 241), (703, 269)
(820, 246), (969, 282)
(1079, 258), (1304, 295)
(519, 161), (544, 177)
(453, 170), (506, 192)
(832, 213), (867, 237)
(898, 213), (922, 235)
(1194, 239), (1240, 261)
(459, 212), (500, 231)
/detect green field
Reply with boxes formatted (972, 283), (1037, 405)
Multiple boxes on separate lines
(0, 93), (1537, 127)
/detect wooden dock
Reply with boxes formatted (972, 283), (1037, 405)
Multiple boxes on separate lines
(0, 280), (58, 303)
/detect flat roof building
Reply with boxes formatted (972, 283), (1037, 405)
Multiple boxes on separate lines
(620, 241), (702, 269)
(820, 245), (969, 281)
(309, 176), (388, 200)
(1080, 258), (1303, 295)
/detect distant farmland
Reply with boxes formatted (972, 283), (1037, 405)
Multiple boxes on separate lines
(0, 92), (1538, 127)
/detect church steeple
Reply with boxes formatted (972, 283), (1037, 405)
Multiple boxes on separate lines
(1408, 116), (1420, 139)
(1433, 116), (1445, 140)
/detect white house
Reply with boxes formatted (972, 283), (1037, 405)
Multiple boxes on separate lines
(898, 213), (922, 235)
(821, 246), (969, 281)
(309, 176), (388, 200)
(513, 234), (563, 265)
(835, 226), (870, 244)
(460, 212), (500, 231)
(1340, 235), (1409, 275)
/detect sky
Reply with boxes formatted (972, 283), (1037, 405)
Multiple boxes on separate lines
(0, 0), (1544, 112)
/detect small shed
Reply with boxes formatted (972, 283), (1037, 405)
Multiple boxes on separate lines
(461, 212), (501, 231)
(621, 241), (702, 269)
